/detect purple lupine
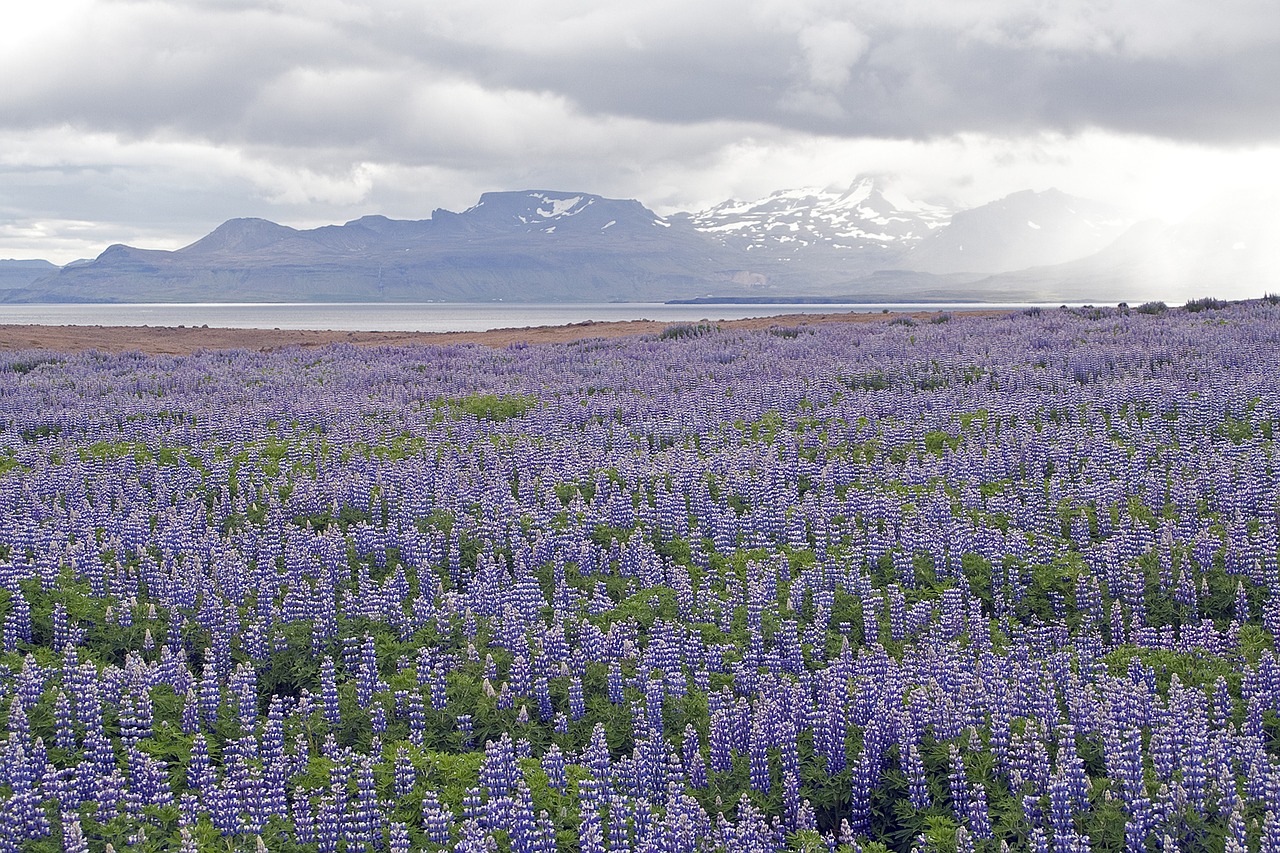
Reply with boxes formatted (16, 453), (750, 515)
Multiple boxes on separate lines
(387, 821), (411, 853)
(61, 813), (88, 853)
(393, 745), (416, 798)
(948, 744), (970, 827)
(292, 789), (316, 845)
(0, 304), (1279, 850)
(747, 716), (770, 794)
(356, 633), (381, 707)
(1262, 809), (1280, 853)
(349, 757), (382, 849)
(199, 655), (221, 727)
(542, 743), (568, 793)
(682, 724), (706, 789)
(421, 790), (452, 846)
(181, 687), (200, 735)
(53, 690), (76, 751)
(405, 691), (427, 746)
(1226, 805), (1249, 853)
(904, 741), (931, 811)
(50, 602), (70, 653)
(535, 676), (553, 720)
(607, 662), (625, 705)
(188, 733), (214, 792)
(315, 793), (342, 853)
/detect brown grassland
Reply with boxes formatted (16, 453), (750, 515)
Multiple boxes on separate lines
(0, 309), (1010, 354)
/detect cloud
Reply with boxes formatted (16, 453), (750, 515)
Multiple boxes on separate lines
(7, 0), (1280, 147)
(797, 21), (869, 90)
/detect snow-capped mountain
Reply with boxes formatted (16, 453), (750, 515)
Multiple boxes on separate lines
(680, 177), (951, 268)
(680, 180), (1133, 281)
(449, 191), (673, 236)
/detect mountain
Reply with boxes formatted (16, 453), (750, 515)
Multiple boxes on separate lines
(9, 192), (773, 303)
(677, 177), (952, 280)
(179, 218), (300, 254)
(673, 180), (1133, 292)
(8, 182), (1214, 305)
(975, 193), (1280, 303)
(900, 189), (1132, 275)
(0, 259), (60, 295)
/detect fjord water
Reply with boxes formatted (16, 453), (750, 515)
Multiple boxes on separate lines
(0, 302), (1056, 332)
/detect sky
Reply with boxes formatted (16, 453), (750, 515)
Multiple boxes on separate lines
(3, 0), (1280, 264)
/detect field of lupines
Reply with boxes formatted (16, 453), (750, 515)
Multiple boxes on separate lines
(2, 301), (1280, 853)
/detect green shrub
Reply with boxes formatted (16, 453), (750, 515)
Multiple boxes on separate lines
(654, 323), (718, 341)
(1183, 297), (1225, 312)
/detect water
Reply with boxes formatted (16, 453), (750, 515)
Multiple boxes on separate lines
(0, 302), (1060, 332)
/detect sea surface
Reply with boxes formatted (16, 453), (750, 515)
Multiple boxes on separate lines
(0, 302), (1062, 332)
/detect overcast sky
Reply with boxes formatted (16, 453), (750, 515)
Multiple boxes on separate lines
(3, 0), (1279, 263)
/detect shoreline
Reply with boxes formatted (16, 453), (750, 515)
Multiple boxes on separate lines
(0, 309), (1013, 355)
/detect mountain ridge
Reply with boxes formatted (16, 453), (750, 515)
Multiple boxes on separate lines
(10, 191), (771, 304)
(9, 182), (1254, 304)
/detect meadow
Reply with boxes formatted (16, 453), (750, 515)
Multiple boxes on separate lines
(1, 301), (1279, 852)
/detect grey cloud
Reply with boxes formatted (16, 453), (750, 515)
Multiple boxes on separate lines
(6, 0), (1279, 156)
(451, 26), (1280, 144)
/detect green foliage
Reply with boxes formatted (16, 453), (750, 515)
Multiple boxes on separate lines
(440, 392), (538, 421)
(291, 503), (373, 533)
(923, 430), (960, 456)
(0, 452), (23, 477)
(1101, 645), (1241, 693)
(839, 372), (893, 392)
(3, 355), (64, 374)
(1215, 415), (1254, 443)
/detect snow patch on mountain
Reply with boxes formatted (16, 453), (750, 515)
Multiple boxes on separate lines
(531, 194), (586, 218)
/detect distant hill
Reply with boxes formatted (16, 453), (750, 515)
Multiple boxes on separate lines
(0, 259), (60, 296)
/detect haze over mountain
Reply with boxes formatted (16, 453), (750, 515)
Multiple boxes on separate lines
(900, 189), (1131, 275)
(977, 190), (1280, 302)
(4, 179), (1264, 304)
